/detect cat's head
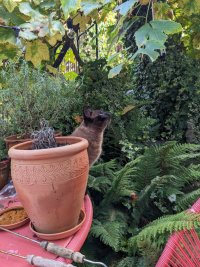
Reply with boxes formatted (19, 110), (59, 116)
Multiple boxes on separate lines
(83, 108), (111, 130)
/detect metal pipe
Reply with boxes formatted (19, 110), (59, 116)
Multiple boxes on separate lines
(0, 226), (40, 244)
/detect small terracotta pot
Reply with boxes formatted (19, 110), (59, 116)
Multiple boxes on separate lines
(5, 132), (62, 150)
(0, 159), (10, 190)
(9, 136), (89, 234)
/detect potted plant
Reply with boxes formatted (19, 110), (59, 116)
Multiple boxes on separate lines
(0, 61), (77, 148)
(8, 122), (89, 234)
(0, 139), (10, 190)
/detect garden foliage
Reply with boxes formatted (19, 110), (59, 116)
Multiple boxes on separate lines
(132, 39), (200, 142)
(86, 142), (200, 266)
(0, 61), (79, 135)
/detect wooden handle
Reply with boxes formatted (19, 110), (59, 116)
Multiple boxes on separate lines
(26, 255), (76, 267)
(40, 242), (85, 263)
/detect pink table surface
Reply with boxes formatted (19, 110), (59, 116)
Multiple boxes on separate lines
(0, 195), (93, 266)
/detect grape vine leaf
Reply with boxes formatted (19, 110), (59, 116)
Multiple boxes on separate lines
(133, 20), (182, 61)
(115, 0), (138, 16)
(0, 28), (16, 44)
(81, 1), (102, 15)
(46, 33), (62, 46)
(25, 40), (50, 67)
(2, 0), (17, 13)
(19, 2), (44, 19)
(73, 13), (91, 31)
(19, 30), (38, 40)
(61, 0), (81, 18)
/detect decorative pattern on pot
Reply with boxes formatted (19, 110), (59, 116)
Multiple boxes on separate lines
(9, 137), (89, 235)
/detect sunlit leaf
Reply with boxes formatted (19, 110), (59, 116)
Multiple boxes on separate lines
(139, 0), (149, 5)
(81, 1), (102, 15)
(108, 63), (123, 78)
(50, 20), (65, 36)
(2, 0), (17, 12)
(64, 71), (78, 80)
(121, 105), (135, 115)
(61, 0), (81, 18)
(32, 0), (41, 5)
(65, 48), (76, 63)
(25, 40), (50, 67)
(73, 13), (91, 31)
(19, 30), (38, 40)
(46, 64), (58, 74)
(19, 2), (44, 18)
(115, 0), (138, 16)
(46, 33), (62, 46)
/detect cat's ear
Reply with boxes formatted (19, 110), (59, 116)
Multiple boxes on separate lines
(83, 107), (92, 119)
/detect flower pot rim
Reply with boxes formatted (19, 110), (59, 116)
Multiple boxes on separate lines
(8, 136), (88, 160)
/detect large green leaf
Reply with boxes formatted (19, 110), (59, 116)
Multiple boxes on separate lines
(115, 0), (138, 16)
(61, 0), (81, 17)
(25, 40), (50, 67)
(133, 20), (182, 61)
(81, 1), (102, 15)
(0, 5), (26, 25)
(19, 2), (44, 19)
(150, 20), (183, 34)
(19, 30), (38, 40)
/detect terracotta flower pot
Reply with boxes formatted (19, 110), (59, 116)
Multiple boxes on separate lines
(8, 136), (89, 234)
(5, 132), (62, 150)
(0, 159), (10, 190)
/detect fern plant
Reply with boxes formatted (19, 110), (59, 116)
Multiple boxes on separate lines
(86, 142), (200, 267)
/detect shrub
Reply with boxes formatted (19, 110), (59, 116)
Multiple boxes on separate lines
(76, 59), (156, 162)
(0, 61), (79, 136)
(132, 39), (200, 142)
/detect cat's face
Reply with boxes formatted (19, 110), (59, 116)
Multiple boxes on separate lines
(83, 108), (111, 130)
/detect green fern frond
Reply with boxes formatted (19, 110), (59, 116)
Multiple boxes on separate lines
(88, 175), (111, 194)
(90, 160), (117, 177)
(91, 219), (126, 251)
(102, 163), (134, 204)
(177, 189), (200, 211)
(129, 211), (200, 250)
(170, 143), (200, 159)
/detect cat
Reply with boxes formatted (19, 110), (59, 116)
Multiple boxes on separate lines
(71, 108), (111, 167)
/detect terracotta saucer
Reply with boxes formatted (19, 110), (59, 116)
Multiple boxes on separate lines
(29, 209), (86, 241)
(0, 206), (29, 230)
